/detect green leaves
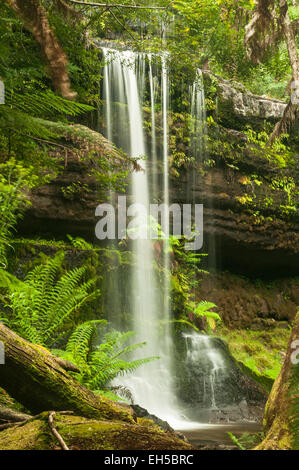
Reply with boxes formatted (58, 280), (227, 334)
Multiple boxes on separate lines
(0, 252), (100, 347)
(0, 158), (38, 267)
(5, 88), (93, 119)
(54, 321), (158, 398)
(190, 300), (221, 331)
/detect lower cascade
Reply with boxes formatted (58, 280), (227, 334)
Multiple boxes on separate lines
(183, 333), (227, 410)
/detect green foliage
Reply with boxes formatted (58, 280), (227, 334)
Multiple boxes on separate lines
(189, 300), (221, 332)
(0, 159), (42, 267)
(244, 127), (293, 168)
(66, 235), (94, 251)
(171, 0), (294, 97)
(0, 252), (100, 347)
(53, 320), (158, 396)
(167, 236), (219, 332)
(227, 430), (265, 450)
(5, 88), (93, 119)
(227, 432), (246, 450)
(215, 326), (291, 391)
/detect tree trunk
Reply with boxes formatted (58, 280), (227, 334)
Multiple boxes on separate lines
(6, 0), (77, 99)
(256, 312), (299, 450)
(268, 0), (299, 144)
(0, 323), (132, 422)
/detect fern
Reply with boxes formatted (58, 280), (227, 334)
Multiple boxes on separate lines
(5, 88), (93, 118)
(189, 300), (222, 331)
(65, 319), (107, 365)
(0, 252), (100, 347)
(227, 432), (246, 450)
(53, 321), (158, 398)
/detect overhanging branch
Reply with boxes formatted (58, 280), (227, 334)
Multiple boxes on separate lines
(65, 0), (168, 10)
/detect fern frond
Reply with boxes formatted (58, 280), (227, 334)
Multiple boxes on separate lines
(66, 320), (107, 365)
(1, 252), (98, 347)
(5, 88), (93, 118)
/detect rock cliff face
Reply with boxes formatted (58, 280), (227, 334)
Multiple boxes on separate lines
(214, 74), (287, 124)
(19, 81), (299, 276)
(20, 155), (100, 239)
(171, 164), (299, 275)
(196, 272), (299, 329)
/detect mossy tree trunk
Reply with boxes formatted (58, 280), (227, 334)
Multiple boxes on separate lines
(256, 312), (299, 450)
(0, 323), (132, 422)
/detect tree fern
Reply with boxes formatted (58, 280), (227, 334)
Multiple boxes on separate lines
(0, 252), (100, 347)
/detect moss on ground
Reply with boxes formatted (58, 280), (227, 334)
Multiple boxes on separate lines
(215, 326), (291, 392)
(0, 413), (193, 450)
(0, 387), (30, 414)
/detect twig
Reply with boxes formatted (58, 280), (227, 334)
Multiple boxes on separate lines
(48, 411), (70, 451)
(0, 421), (27, 431)
(25, 135), (72, 151)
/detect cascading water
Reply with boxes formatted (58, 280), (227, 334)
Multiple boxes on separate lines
(189, 68), (217, 271)
(148, 54), (158, 196)
(101, 48), (188, 427)
(183, 332), (226, 410)
(189, 69), (207, 161)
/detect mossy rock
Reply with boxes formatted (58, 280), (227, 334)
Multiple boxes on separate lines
(0, 412), (193, 450)
(215, 326), (291, 393)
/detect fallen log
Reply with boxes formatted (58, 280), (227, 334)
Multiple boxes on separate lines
(0, 323), (132, 423)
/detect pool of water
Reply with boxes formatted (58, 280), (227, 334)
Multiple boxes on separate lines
(178, 423), (262, 449)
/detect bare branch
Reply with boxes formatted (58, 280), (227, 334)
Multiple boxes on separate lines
(52, 0), (83, 20)
(65, 0), (167, 10)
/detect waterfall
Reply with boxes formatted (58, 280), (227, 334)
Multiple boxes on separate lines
(101, 48), (230, 429)
(189, 69), (207, 162)
(183, 332), (226, 410)
(190, 68), (217, 270)
(161, 54), (171, 366)
(148, 54), (158, 196)
(101, 48), (187, 427)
